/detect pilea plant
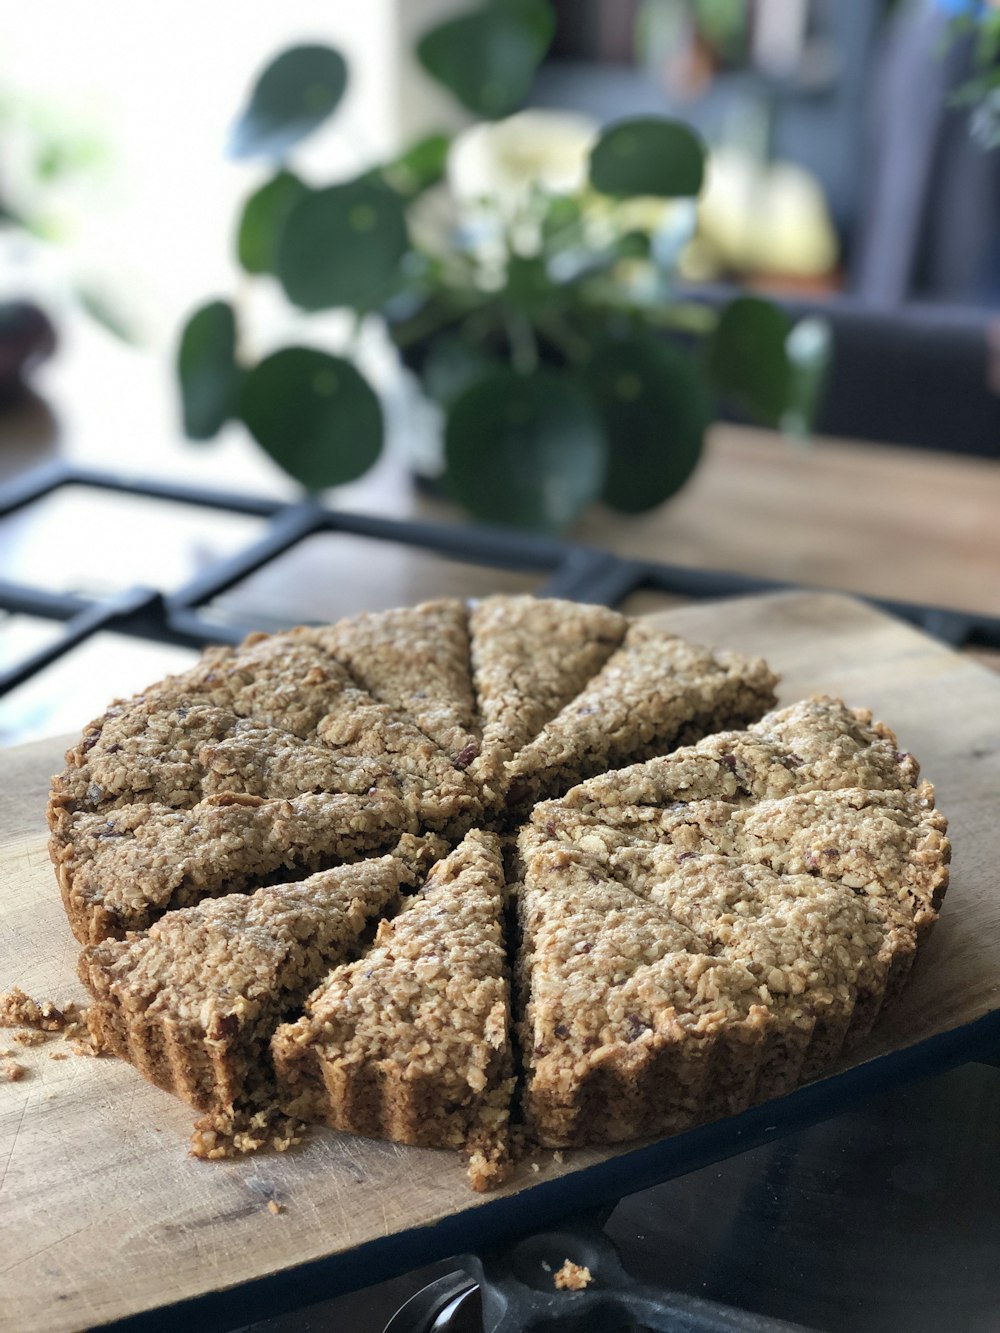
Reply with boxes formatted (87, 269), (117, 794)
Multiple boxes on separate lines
(178, 0), (825, 532)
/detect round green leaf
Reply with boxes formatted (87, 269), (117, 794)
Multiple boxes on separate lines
(177, 300), (243, 441)
(277, 178), (409, 311)
(444, 368), (607, 531)
(237, 171), (309, 275)
(589, 117), (705, 199)
(496, 0), (557, 45)
(229, 45), (348, 160)
(585, 335), (709, 513)
(417, 3), (555, 119)
(707, 295), (791, 425)
(239, 347), (383, 490)
(542, 194), (582, 241)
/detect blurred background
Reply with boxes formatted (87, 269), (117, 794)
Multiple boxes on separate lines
(1, 0), (999, 745)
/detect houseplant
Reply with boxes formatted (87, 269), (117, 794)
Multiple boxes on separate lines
(179, 0), (824, 531)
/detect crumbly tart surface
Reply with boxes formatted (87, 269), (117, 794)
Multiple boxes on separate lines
(504, 621), (779, 810)
(51, 631), (480, 833)
(52, 789), (410, 944)
(517, 698), (948, 1146)
(48, 601), (949, 1189)
(515, 841), (915, 1147)
(80, 837), (443, 1116)
(468, 595), (628, 790)
(306, 599), (481, 767)
(271, 829), (514, 1190)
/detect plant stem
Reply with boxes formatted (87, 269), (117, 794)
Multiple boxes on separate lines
(533, 309), (590, 364)
(389, 300), (466, 350)
(506, 309), (539, 374)
(655, 301), (717, 335)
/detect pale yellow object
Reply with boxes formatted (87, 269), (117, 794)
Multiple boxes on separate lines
(691, 147), (838, 278)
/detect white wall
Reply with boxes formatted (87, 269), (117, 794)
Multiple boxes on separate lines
(0, 1), (467, 344)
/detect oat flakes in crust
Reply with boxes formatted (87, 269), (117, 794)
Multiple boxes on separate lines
(271, 829), (514, 1190)
(516, 699), (948, 1146)
(515, 840), (915, 1147)
(505, 621), (779, 809)
(50, 701), (411, 815)
(540, 697), (921, 812)
(532, 699), (948, 940)
(53, 634), (479, 833)
(306, 599), (481, 766)
(468, 595), (627, 792)
(52, 788), (410, 944)
(80, 837), (443, 1117)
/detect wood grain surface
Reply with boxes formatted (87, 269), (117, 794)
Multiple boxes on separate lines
(2, 592), (999, 1332)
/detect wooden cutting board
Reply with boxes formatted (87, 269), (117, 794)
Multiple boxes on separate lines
(3, 591), (1000, 1333)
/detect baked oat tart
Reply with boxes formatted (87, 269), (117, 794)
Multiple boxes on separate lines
(49, 599), (775, 947)
(52, 789), (410, 945)
(271, 829), (514, 1190)
(515, 839), (917, 1146)
(504, 620), (779, 810)
(532, 698), (948, 941)
(468, 594), (627, 790)
(52, 633), (480, 833)
(46, 598), (949, 1190)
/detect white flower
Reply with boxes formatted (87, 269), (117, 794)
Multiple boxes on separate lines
(447, 110), (598, 211)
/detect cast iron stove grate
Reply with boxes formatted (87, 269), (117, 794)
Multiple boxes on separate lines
(2, 459), (999, 698)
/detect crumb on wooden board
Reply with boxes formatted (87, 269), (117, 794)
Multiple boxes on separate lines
(0, 990), (98, 1075)
(12, 1028), (48, 1047)
(0, 987), (81, 1033)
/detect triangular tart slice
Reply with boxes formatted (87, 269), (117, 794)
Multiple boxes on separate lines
(537, 697), (921, 819)
(53, 630), (480, 835)
(79, 836), (444, 1119)
(468, 595), (627, 793)
(505, 621), (778, 810)
(529, 697), (948, 941)
(186, 630), (480, 830)
(516, 839), (909, 1148)
(271, 829), (514, 1190)
(53, 788), (409, 943)
(306, 599), (481, 768)
(50, 700), (424, 816)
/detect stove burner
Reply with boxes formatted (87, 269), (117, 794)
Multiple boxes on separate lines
(383, 1223), (811, 1332)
